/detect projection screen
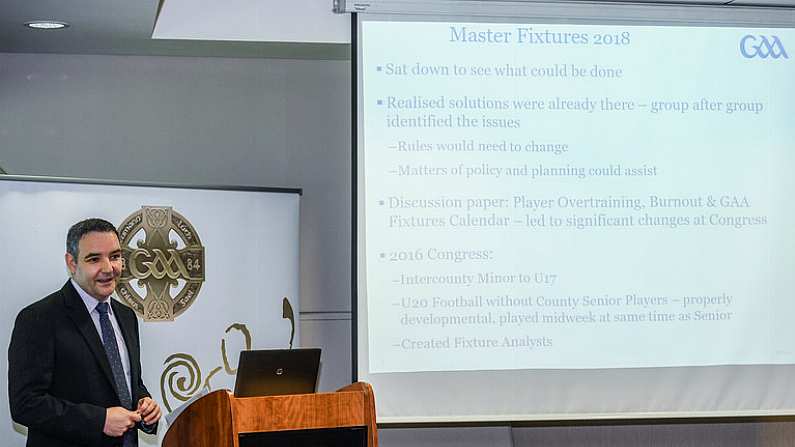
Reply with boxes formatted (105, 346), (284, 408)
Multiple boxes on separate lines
(352, 1), (795, 423)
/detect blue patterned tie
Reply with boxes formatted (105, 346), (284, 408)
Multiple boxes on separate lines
(97, 302), (135, 447)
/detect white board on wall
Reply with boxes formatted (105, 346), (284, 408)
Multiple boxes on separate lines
(0, 176), (301, 446)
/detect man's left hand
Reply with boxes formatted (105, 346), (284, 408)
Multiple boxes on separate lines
(137, 397), (162, 426)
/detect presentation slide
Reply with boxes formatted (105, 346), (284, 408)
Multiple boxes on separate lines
(359, 20), (795, 377)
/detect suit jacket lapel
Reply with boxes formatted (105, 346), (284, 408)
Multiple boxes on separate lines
(61, 281), (120, 401)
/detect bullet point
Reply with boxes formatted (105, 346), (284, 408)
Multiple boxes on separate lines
(380, 253), (386, 258)
(378, 200), (385, 206)
(376, 66), (383, 72)
(377, 99), (383, 106)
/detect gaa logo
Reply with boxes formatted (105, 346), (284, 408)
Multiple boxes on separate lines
(740, 35), (789, 59)
(116, 206), (206, 321)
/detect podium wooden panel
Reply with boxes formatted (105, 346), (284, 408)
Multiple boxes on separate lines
(163, 382), (377, 447)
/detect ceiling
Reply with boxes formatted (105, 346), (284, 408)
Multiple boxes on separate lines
(1, 0), (794, 59)
(0, 0), (351, 59)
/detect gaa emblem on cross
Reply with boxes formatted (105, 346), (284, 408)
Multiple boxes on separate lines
(116, 206), (206, 321)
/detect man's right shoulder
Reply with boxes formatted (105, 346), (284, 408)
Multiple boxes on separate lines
(16, 286), (67, 319)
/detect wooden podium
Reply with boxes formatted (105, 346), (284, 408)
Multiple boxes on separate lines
(162, 382), (378, 447)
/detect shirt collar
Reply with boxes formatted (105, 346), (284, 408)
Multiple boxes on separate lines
(70, 278), (113, 316)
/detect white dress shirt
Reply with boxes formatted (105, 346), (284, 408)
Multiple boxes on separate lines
(71, 279), (132, 398)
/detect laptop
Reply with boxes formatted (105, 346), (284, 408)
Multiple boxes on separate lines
(233, 348), (321, 398)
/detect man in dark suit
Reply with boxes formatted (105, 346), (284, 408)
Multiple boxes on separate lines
(8, 218), (161, 447)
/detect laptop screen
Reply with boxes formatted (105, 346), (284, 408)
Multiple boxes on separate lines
(233, 348), (321, 398)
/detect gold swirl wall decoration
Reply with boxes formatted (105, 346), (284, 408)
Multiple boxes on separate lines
(160, 353), (202, 412)
(159, 296), (297, 412)
(221, 323), (252, 375)
(202, 367), (222, 392)
(159, 323), (253, 412)
(282, 297), (295, 349)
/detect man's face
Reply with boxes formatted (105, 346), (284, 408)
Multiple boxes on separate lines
(65, 231), (123, 301)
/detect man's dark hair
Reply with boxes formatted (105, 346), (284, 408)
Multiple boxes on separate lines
(66, 218), (120, 260)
